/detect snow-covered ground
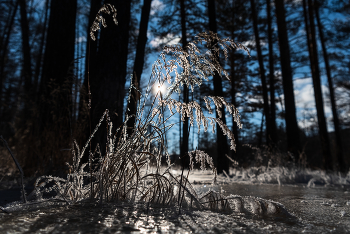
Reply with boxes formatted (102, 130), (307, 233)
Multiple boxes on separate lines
(1, 166), (350, 233)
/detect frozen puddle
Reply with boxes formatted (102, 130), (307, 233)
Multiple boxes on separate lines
(1, 183), (350, 233)
(219, 183), (350, 233)
(0, 198), (295, 233)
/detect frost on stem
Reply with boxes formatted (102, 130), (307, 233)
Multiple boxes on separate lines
(90, 4), (118, 41)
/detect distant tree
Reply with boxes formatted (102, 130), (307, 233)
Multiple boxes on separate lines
(19, 0), (32, 98)
(274, 0), (301, 159)
(90, 0), (131, 148)
(77, 0), (102, 147)
(179, 0), (190, 167)
(207, 0), (230, 173)
(126, 0), (152, 137)
(33, 0), (49, 94)
(37, 0), (77, 172)
(151, 0), (211, 162)
(151, 0), (207, 43)
(266, 0), (277, 145)
(216, 0), (254, 162)
(250, 0), (271, 145)
(314, 0), (350, 173)
(40, 0), (77, 125)
(0, 1), (18, 113)
(314, 0), (345, 172)
(302, 0), (332, 170)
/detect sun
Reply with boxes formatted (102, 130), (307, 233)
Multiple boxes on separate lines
(154, 83), (167, 95)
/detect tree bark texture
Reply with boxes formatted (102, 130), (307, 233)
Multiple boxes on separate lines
(127, 0), (152, 137)
(33, 0), (49, 96)
(180, 0), (189, 167)
(305, 0), (332, 170)
(250, 0), (271, 145)
(208, 0), (230, 173)
(0, 1), (19, 112)
(267, 0), (277, 144)
(19, 0), (32, 96)
(315, 1), (345, 172)
(40, 0), (77, 130)
(274, 0), (301, 159)
(76, 0), (103, 151)
(90, 0), (131, 148)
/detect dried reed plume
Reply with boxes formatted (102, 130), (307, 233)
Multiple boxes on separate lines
(4, 4), (257, 214)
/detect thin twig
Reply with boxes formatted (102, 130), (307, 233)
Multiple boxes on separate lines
(0, 135), (27, 203)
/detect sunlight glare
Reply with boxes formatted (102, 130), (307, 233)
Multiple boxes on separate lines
(154, 83), (167, 95)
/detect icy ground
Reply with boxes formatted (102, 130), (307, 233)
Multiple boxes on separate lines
(1, 167), (350, 233)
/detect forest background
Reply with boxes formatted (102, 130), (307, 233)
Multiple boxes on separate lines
(0, 0), (349, 177)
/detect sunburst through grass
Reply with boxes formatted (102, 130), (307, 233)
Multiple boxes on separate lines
(34, 4), (249, 208)
(3, 5), (293, 216)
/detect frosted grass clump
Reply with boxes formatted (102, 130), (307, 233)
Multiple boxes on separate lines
(220, 145), (350, 186)
(24, 30), (249, 210)
(224, 166), (350, 186)
(0, 4), (255, 215)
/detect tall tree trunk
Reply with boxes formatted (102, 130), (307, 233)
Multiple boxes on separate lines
(0, 0), (19, 113)
(250, 0), (271, 145)
(127, 0), (152, 137)
(315, 1), (345, 172)
(90, 0), (131, 148)
(33, 0), (49, 95)
(19, 0), (32, 96)
(34, 0), (77, 173)
(267, 0), (277, 145)
(77, 0), (102, 148)
(274, 0), (301, 159)
(208, 0), (229, 173)
(304, 0), (332, 170)
(40, 0), (76, 136)
(180, 0), (189, 167)
(258, 110), (264, 146)
(40, 0), (77, 125)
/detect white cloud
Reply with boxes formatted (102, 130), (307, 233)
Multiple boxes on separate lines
(293, 77), (334, 131)
(150, 33), (181, 48)
(295, 82), (315, 107)
(151, 0), (165, 16)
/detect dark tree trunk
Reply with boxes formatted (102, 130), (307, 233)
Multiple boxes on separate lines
(304, 0), (332, 170)
(34, 0), (77, 173)
(90, 0), (131, 148)
(19, 0), (32, 96)
(258, 110), (264, 147)
(77, 0), (102, 150)
(180, 0), (189, 167)
(126, 0), (152, 137)
(315, 1), (345, 172)
(33, 0), (49, 95)
(39, 0), (76, 132)
(208, 0), (229, 174)
(274, 0), (301, 159)
(267, 0), (277, 144)
(0, 0), (19, 112)
(250, 0), (271, 145)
